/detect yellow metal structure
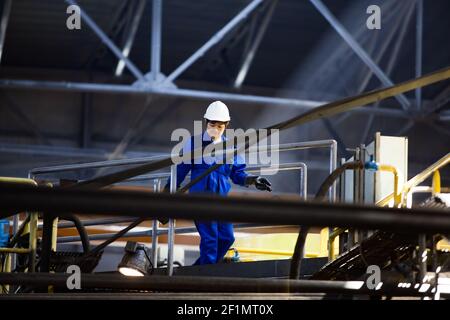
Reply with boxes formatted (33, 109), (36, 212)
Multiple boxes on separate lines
(0, 177), (39, 273)
(432, 170), (441, 195)
(327, 154), (449, 262)
(377, 153), (449, 207)
(227, 230), (338, 262)
(327, 162), (401, 260)
(378, 164), (401, 206)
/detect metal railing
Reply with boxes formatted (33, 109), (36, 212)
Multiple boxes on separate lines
(29, 140), (337, 273)
(328, 153), (450, 262)
(0, 177), (39, 276)
(376, 153), (449, 207)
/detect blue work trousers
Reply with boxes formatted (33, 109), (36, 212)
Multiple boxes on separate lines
(193, 221), (235, 265)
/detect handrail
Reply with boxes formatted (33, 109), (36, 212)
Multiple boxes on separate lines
(327, 163), (402, 261)
(29, 140), (336, 176)
(377, 153), (450, 207)
(230, 247), (321, 259)
(55, 162), (307, 252)
(0, 177), (38, 273)
(377, 164), (401, 206)
(29, 140), (336, 272)
(432, 170), (441, 195)
(328, 154), (449, 261)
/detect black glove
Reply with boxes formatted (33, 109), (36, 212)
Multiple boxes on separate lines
(245, 175), (272, 192)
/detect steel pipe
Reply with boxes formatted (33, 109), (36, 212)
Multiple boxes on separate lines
(167, 165), (177, 276)
(30, 140), (333, 176)
(0, 272), (435, 297)
(1, 185), (450, 234)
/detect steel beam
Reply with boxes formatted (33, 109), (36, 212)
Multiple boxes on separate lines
(332, 0), (404, 127)
(0, 79), (411, 118)
(64, 0), (146, 82)
(359, 1), (407, 94)
(150, 0), (162, 83)
(0, 142), (159, 160)
(233, 0), (277, 88)
(162, 0), (265, 85)
(0, 0), (11, 64)
(416, 0), (423, 110)
(84, 0), (129, 69)
(115, 0), (146, 77)
(363, 1), (416, 143)
(310, 0), (411, 111)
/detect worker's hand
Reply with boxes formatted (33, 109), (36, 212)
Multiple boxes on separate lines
(245, 175), (272, 192)
(254, 177), (272, 192)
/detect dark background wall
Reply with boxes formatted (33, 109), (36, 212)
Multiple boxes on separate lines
(0, 0), (449, 195)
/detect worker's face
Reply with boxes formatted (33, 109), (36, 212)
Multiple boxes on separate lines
(206, 121), (228, 140)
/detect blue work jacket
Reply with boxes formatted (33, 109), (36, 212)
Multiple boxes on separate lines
(167, 131), (248, 195)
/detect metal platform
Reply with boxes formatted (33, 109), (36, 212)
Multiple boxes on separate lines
(153, 258), (328, 279)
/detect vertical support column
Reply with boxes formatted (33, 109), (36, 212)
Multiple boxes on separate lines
(151, 0), (162, 83)
(358, 144), (367, 241)
(11, 215), (18, 272)
(338, 157), (347, 256)
(328, 141), (338, 259)
(40, 213), (56, 274)
(28, 212), (38, 272)
(329, 141), (337, 202)
(299, 163), (307, 200)
(349, 147), (361, 246)
(151, 179), (161, 267)
(167, 165), (177, 276)
(415, 0), (423, 110)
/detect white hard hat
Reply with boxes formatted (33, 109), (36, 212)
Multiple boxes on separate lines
(203, 101), (231, 122)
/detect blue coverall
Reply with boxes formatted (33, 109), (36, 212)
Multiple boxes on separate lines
(166, 131), (248, 265)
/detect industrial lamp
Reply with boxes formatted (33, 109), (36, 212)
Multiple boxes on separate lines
(118, 241), (153, 277)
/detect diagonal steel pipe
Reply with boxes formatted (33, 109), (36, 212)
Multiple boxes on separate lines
(162, 0), (265, 85)
(1, 184), (450, 234)
(115, 0), (147, 77)
(64, 0), (146, 82)
(310, 0), (411, 111)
